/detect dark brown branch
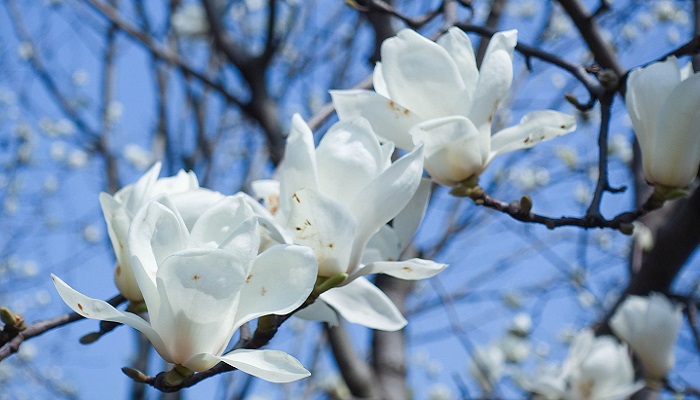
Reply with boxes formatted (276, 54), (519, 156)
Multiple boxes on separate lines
(325, 323), (378, 398)
(0, 295), (125, 361)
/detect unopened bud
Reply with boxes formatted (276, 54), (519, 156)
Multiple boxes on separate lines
(618, 223), (634, 235)
(519, 195), (533, 215)
(121, 367), (150, 383)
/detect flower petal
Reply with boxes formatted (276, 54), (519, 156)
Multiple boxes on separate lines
(626, 56), (681, 165)
(489, 110), (577, 159)
(316, 117), (385, 207)
(51, 274), (169, 361)
(330, 90), (420, 150)
(151, 169), (199, 196)
(381, 29), (466, 120)
(410, 116), (484, 186)
(233, 244), (317, 329)
(128, 197), (189, 315)
(294, 299), (340, 326)
(218, 349), (311, 383)
(321, 277), (407, 331)
(169, 189), (225, 230)
(278, 114), (318, 217)
(364, 225), (402, 264)
(392, 178), (432, 251)
(437, 27), (479, 114)
(284, 188), (356, 277)
(154, 248), (247, 365)
(189, 196), (257, 251)
(468, 30), (517, 140)
(347, 145), (424, 274)
(361, 258), (447, 280)
(649, 72), (700, 187)
(121, 162), (161, 214)
(373, 62), (389, 98)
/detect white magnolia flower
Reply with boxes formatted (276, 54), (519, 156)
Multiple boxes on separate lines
(172, 4), (209, 37)
(610, 293), (682, 382)
(99, 163), (223, 301)
(252, 115), (446, 331)
(331, 28), (576, 187)
(53, 195), (317, 382)
(626, 56), (700, 188)
(469, 345), (505, 393)
(562, 329), (641, 400)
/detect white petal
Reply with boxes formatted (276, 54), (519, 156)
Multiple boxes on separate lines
(468, 30), (517, 140)
(189, 196), (257, 250)
(218, 349), (310, 383)
(381, 29), (466, 119)
(437, 27), (478, 114)
(649, 72), (700, 187)
(489, 110), (577, 159)
(392, 178), (431, 251)
(364, 225), (402, 264)
(154, 248), (247, 364)
(294, 299), (340, 326)
(361, 258), (447, 280)
(151, 169), (199, 196)
(316, 118), (385, 207)
(278, 114), (319, 217)
(625, 57), (681, 168)
(321, 277), (407, 331)
(373, 62), (389, 98)
(170, 189), (225, 230)
(128, 197), (189, 315)
(233, 244), (317, 329)
(51, 274), (170, 361)
(250, 179), (281, 214)
(236, 191), (294, 246)
(122, 162), (161, 214)
(284, 188), (356, 277)
(347, 145), (424, 273)
(330, 90), (420, 150)
(410, 116), (484, 186)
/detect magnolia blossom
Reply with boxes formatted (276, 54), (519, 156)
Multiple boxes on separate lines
(521, 330), (641, 399)
(625, 56), (700, 188)
(100, 163), (223, 302)
(469, 345), (505, 393)
(331, 28), (576, 187)
(53, 195), (317, 382)
(252, 115), (446, 330)
(610, 293), (682, 382)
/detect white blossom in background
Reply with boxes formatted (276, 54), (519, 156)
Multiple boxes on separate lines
(666, 27), (681, 45)
(556, 145), (578, 169)
(123, 144), (153, 170)
(428, 383), (454, 400)
(72, 69), (89, 86)
(331, 28), (575, 187)
(172, 3), (209, 37)
(252, 115), (446, 331)
(610, 293), (682, 383)
(105, 101), (123, 122)
(469, 345), (505, 393)
(82, 224), (100, 243)
(43, 175), (59, 194)
(53, 195), (317, 382)
(50, 141), (67, 161)
(498, 334), (530, 363)
(626, 56), (700, 189)
(574, 183), (590, 205)
(653, 0), (676, 21)
(99, 162), (223, 301)
(17, 42), (33, 60)
(632, 221), (654, 251)
(509, 313), (532, 336)
(608, 134), (633, 164)
(67, 149), (88, 169)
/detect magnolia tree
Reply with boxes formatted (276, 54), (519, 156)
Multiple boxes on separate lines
(0, 1), (699, 399)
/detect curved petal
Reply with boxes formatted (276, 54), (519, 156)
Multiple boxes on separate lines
(233, 244), (317, 329)
(364, 225), (402, 264)
(128, 197), (189, 315)
(284, 188), (356, 277)
(625, 57), (681, 166)
(347, 145), (424, 274)
(154, 248), (247, 365)
(373, 62), (389, 98)
(330, 90), (420, 150)
(189, 196), (257, 250)
(392, 178), (432, 251)
(381, 29), (466, 119)
(649, 72), (700, 187)
(468, 30), (517, 142)
(321, 277), (407, 331)
(151, 169), (199, 196)
(122, 162), (161, 214)
(316, 117), (385, 207)
(51, 274), (170, 362)
(410, 116), (484, 186)
(278, 114), (318, 217)
(489, 110), (577, 160)
(361, 258), (447, 280)
(170, 189), (225, 230)
(437, 27), (478, 115)
(218, 349), (310, 383)
(250, 179), (281, 215)
(639, 294), (681, 378)
(294, 299), (340, 326)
